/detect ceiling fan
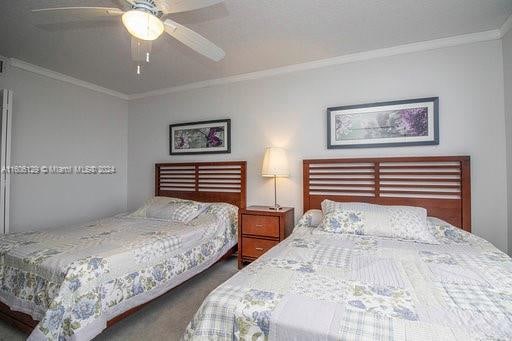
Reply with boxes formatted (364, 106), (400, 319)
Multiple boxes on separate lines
(32, 0), (226, 74)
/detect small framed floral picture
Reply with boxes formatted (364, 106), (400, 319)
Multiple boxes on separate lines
(170, 119), (231, 155)
(327, 97), (439, 149)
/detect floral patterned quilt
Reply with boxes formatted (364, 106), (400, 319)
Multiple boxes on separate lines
(184, 217), (512, 340)
(0, 203), (238, 341)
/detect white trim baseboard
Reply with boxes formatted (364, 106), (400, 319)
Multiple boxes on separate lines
(501, 14), (512, 38)
(129, 29), (501, 100)
(4, 28), (505, 101)
(9, 59), (129, 100)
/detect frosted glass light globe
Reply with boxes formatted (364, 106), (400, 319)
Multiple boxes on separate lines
(122, 10), (164, 41)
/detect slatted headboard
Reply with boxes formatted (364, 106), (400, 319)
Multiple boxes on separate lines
(303, 156), (471, 231)
(155, 161), (247, 209)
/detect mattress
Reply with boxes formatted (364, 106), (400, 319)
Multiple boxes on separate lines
(0, 203), (238, 341)
(184, 217), (512, 340)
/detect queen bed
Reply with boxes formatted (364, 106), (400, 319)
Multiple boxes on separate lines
(0, 161), (247, 341)
(185, 156), (512, 340)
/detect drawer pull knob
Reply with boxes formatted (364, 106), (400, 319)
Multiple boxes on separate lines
(255, 224), (264, 228)
(255, 247), (264, 251)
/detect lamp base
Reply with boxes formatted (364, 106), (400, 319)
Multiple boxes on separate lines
(268, 205), (283, 211)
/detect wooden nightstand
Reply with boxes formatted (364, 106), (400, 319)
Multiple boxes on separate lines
(238, 206), (294, 268)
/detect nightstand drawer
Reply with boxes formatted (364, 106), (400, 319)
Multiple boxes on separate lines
(238, 206), (294, 269)
(241, 237), (278, 258)
(241, 214), (279, 237)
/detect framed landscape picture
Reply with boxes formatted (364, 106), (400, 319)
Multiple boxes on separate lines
(327, 97), (439, 149)
(170, 119), (231, 155)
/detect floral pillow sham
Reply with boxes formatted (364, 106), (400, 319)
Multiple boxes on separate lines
(319, 200), (438, 244)
(427, 216), (471, 244)
(320, 210), (365, 234)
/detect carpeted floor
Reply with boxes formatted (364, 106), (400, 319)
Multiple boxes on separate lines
(0, 257), (239, 341)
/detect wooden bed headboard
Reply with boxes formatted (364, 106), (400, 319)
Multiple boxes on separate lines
(303, 156), (471, 231)
(155, 161), (247, 209)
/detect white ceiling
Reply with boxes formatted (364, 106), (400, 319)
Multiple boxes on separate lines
(1, 0), (511, 95)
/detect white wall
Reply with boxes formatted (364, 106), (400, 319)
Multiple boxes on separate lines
(0, 67), (128, 232)
(504, 29), (512, 254)
(128, 40), (508, 252)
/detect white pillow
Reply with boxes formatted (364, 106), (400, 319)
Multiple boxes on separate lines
(296, 209), (323, 228)
(129, 197), (199, 219)
(319, 200), (438, 244)
(145, 200), (209, 223)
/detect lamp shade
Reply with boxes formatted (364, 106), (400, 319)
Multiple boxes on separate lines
(262, 147), (289, 177)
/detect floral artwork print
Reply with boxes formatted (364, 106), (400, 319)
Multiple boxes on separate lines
(335, 107), (428, 140)
(170, 119), (231, 154)
(174, 127), (225, 149)
(327, 98), (438, 148)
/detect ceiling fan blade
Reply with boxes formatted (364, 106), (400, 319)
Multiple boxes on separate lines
(116, 0), (135, 11)
(164, 19), (225, 61)
(155, 0), (223, 14)
(32, 7), (124, 20)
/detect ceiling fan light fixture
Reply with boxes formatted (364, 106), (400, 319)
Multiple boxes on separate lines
(122, 9), (163, 41)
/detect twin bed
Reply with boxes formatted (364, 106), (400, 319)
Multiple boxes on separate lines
(1, 156), (512, 340)
(184, 156), (512, 340)
(0, 161), (246, 340)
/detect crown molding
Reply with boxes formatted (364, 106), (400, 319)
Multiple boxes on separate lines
(501, 14), (512, 38)
(129, 29), (501, 100)
(8, 58), (129, 100)
(4, 28), (505, 101)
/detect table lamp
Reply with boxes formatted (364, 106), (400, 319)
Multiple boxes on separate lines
(261, 147), (289, 210)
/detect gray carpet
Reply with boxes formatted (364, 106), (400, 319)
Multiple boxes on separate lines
(0, 257), (239, 341)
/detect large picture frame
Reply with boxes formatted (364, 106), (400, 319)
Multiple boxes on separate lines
(327, 97), (439, 149)
(170, 119), (231, 155)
